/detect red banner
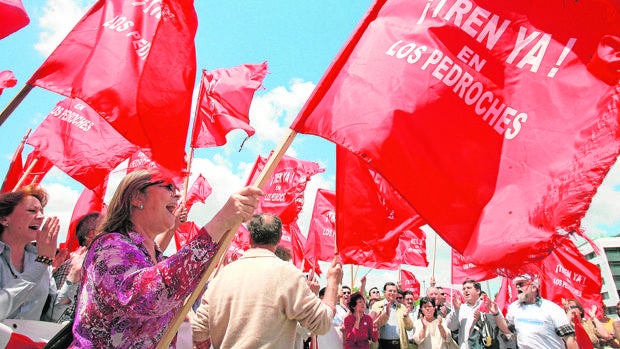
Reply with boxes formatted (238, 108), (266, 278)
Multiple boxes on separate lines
(245, 153), (324, 224)
(304, 189), (336, 262)
(28, 0), (198, 175)
(400, 269), (421, 296)
(0, 0), (29, 39)
(494, 277), (518, 316)
(173, 221), (201, 251)
(185, 174), (212, 211)
(224, 224), (251, 264)
(26, 98), (138, 190)
(336, 146), (427, 269)
(20, 152), (53, 188)
(190, 62), (268, 148)
(451, 249), (498, 284)
(291, 0), (620, 268)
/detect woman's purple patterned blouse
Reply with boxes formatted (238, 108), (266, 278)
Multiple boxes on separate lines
(69, 228), (219, 348)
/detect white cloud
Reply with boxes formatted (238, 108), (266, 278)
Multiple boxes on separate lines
(34, 0), (91, 56)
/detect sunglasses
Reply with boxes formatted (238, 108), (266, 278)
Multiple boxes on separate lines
(142, 181), (178, 195)
(440, 293), (446, 295)
(343, 291), (351, 295)
(515, 281), (530, 288)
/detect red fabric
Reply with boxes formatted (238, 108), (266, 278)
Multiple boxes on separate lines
(173, 221), (200, 251)
(0, 70), (17, 95)
(400, 269), (420, 295)
(1, 135), (24, 193)
(224, 224), (251, 264)
(336, 146), (427, 269)
(537, 240), (603, 313)
(126, 149), (184, 189)
(284, 222), (311, 270)
(451, 249), (498, 284)
(185, 174), (212, 211)
(0, 0), (29, 40)
(245, 153), (324, 224)
(5, 333), (45, 349)
(10, 151), (53, 190)
(28, 0), (198, 175)
(26, 98), (138, 190)
(494, 277), (518, 316)
(304, 189), (336, 262)
(291, 0), (620, 268)
(65, 183), (107, 252)
(190, 62), (268, 148)
(573, 313), (595, 349)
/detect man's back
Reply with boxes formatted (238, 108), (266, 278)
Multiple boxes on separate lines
(201, 248), (334, 348)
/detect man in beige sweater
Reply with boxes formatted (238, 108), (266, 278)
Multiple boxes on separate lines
(191, 213), (343, 348)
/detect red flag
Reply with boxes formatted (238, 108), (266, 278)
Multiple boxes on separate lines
(245, 153), (324, 224)
(224, 224), (251, 264)
(494, 277), (518, 316)
(537, 240), (603, 313)
(1, 135), (25, 193)
(284, 222), (310, 270)
(28, 0), (198, 175)
(26, 98), (138, 190)
(126, 149), (184, 189)
(400, 269), (420, 296)
(173, 221), (201, 251)
(65, 183), (108, 252)
(291, 0), (620, 268)
(0, 0), (29, 40)
(190, 62), (268, 148)
(304, 189), (336, 262)
(0, 70), (17, 95)
(573, 312), (595, 349)
(451, 249), (498, 284)
(7, 151), (54, 191)
(185, 174), (212, 212)
(336, 146), (427, 269)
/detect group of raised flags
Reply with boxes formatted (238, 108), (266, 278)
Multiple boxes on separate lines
(1, 0), (619, 333)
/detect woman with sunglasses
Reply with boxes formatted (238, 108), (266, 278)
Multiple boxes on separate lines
(69, 170), (261, 348)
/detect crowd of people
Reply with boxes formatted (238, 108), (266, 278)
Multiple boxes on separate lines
(2, 169), (620, 349)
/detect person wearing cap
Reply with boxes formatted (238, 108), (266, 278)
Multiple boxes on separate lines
(490, 274), (578, 349)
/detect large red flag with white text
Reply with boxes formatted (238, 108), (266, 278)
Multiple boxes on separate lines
(28, 0), (198, 175)
(190, 62), (268, 148)
(537, 240), (603, 313)
(0, 0), (29, 40)
(291, 0), (620, 268)
(27, 98), (138, 190)
(400, 269), (421, 296)
(304, 189), (336, 262)
(245, 153), (324, 224)
(336, 146), (428, 269)
(451, 249), (498, 284)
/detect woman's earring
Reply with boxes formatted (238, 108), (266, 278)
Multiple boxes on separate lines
(139, 204), (144, 210)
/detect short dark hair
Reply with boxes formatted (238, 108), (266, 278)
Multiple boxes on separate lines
(247, 213), (282, 246)
(274, 245), (292, 261)
(342, 286), (351, 291)
(384, 281), (397, 291)
(463, 279), (481, 291)
(419, 296), (437, 318)
(75, 212), (101, 247)
(348, 292), (365, 313)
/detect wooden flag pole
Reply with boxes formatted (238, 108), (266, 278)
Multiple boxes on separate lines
(1, 128), (31, 190)
(157, 129), (298, 348)
(12, 157), (38, 192)
(0, 84), (33, 127)
(431, 233), (437, 279)
(181, 147), (195, 206)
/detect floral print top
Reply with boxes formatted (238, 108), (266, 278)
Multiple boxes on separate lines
(69, 228), (219, 348)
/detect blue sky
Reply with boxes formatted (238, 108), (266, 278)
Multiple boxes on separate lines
(0, 0), (618, 294)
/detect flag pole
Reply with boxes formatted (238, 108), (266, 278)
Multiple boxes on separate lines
(12, 156), (38, 192)
(157, 129), (298, 348)
(0, 84), (33, 127)
(181, 147), (194, 206)
(431, 233), (437, 279)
